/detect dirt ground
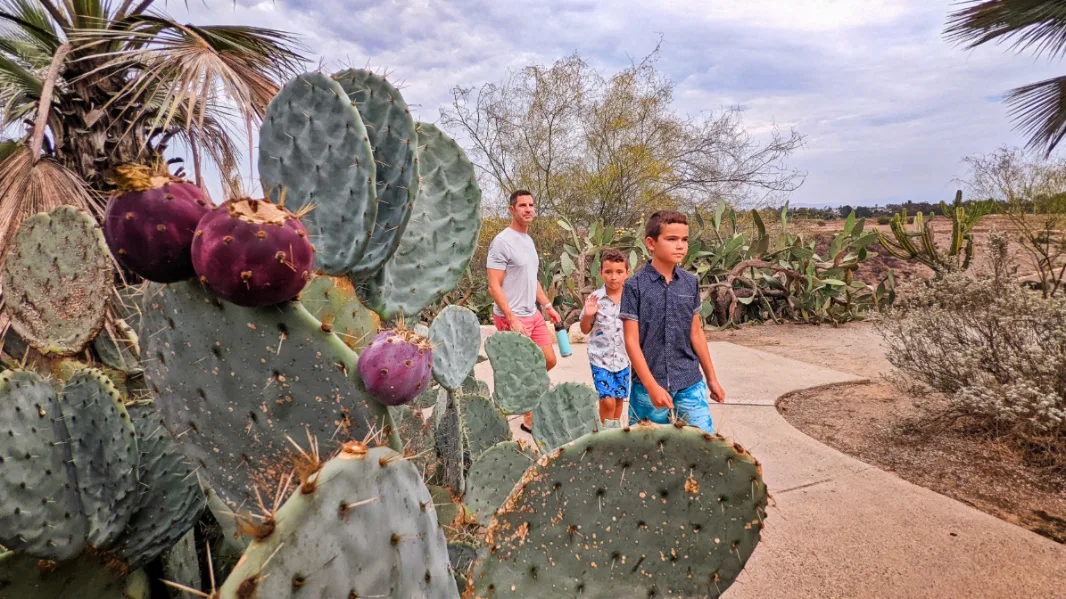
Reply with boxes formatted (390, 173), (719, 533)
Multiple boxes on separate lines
(707, 320), (1066, 544)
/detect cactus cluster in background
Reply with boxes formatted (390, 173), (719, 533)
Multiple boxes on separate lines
(876, 189), (988, 273)
(0, 65), (768, 598)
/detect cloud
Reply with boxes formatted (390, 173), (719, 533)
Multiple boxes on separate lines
(174, 0), (1063, 207)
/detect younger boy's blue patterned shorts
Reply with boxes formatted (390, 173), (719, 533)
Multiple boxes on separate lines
(590, 365), (631, 399)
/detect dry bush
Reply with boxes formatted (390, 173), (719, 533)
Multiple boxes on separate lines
(876, 233), (1066, 470)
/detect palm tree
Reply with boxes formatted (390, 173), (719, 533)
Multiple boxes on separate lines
(0, 0), (307, 251)
(946, 0), (1066, 157)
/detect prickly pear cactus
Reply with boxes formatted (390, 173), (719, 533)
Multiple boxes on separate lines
(298, 275), (380, 352)
(161, 529), (201, 599)
(473, 424), (768, 598)
(484, 332), (549, 414)
(218, 443), (458, 599)
(0, 550), (141, 599)
(436, 390), (465, 492)
(0, 370), (86, 560)
(0, 206), (112, 356)
(362, 123), (482, 317)
(115, 401), (204, 569)
(58, 369), (138, 548)
(258, 71), (377, 275)
(531, 382), (599, 451)
(335, 69), (419, 282)
(92, 317), (142, 375)
(428, 305), (482, 392)
(136, 280), (393, 507)
(389, 404), (436, 478)
(461, 394), (511, 461)
(464, 440), (537, 525)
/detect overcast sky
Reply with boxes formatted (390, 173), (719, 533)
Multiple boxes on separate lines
(179, 0), (1063, 207)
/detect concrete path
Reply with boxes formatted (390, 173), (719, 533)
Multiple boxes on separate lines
(474, 331), (1066, 598)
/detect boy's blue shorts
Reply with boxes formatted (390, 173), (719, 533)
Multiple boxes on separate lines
(629, 379), (714, 434)
(590, 365), (630, 400)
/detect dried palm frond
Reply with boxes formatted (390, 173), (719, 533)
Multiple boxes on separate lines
(0, 144), (101, 253)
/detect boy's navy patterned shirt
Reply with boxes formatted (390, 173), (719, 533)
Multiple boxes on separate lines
(619, 262), (703, 392)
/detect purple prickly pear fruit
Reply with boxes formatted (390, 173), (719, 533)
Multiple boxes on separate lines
(357, 327), (434, 406)
(102, 164), (210, 282)
(191, 197), (314, 307)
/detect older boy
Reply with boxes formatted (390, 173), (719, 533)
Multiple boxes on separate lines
(620, 210), (726, 433)
(579, 249), (630, 429)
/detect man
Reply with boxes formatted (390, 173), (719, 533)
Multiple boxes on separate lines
(487, 190), (562, 433)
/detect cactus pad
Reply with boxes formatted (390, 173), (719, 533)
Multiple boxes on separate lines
(258, 71), (377, 275)
(361, 123), (482, 317)
(464, 440), (536, 525)
(0, 370), (86, 560)
(473, 424), (768, 598)
(298, 275), (380, 351)
(435, 390), (465, 492)
(92, 317), (142, 375)
(0, 550), (136, 599)
(218, 444), (457, 599)
(428, 305), (482, 392)
(162, 529), (201, 599)
(531, 382), (599, 451)
(335, 69), (419, 282)
(137, 280), (391, 507)
(484, 332), (549, 414)
(1, 206), (112, 356)
(58, 369), (138, 548)
(389, 404), (436, 478)
(115, 401), (204, 569)
(461, 394), (511, 461)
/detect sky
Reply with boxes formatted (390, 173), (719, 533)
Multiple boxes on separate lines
(177, 0), (1064, 208)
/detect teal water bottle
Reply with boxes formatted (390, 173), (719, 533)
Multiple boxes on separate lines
(555, 322), (573, 357)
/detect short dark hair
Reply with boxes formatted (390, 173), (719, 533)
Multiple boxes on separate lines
(509, 190), (533, 207)
(600, 249), (628, 268)
(645, 210), (688, 240)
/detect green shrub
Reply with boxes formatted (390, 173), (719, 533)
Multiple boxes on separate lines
(877, 216), (891, 225)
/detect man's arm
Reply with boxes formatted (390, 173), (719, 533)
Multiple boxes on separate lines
(536, 281), (561, 324)
(487, 268), (524, 335)
(691, 314), (725, 403)
(624, 320), (673, 409)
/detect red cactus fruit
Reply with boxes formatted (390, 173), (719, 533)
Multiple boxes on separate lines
(102, 164), (210, 282)
(357, 327), (434, 406)
(191, 197), (314, 307)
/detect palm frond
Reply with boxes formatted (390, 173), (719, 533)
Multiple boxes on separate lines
(0, 144), (101, 253)
(945, 0), (1066, 59)
(69, 17), (306, 136)
(0, 0), (62, 55)
(0, 52), (41, 125)
(1006, 75), (1066, 156)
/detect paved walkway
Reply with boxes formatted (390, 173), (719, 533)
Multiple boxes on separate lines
(474, 332), (1066, 598)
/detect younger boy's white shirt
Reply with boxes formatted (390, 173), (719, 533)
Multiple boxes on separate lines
(579, 286), (630, 372)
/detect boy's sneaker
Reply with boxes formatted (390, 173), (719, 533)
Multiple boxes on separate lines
(603, 419), (621, 429)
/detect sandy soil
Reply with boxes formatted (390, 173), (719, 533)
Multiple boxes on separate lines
(708, 320), (1066, 544)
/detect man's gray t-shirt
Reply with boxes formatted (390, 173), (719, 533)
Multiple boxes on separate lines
(486, 227), (539, 318)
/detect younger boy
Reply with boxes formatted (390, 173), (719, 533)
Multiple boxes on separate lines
(578, 249), (631, 429)
(620, 210), (726, 433)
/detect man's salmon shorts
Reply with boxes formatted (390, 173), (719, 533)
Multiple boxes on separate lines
(493, 312), (553, 346)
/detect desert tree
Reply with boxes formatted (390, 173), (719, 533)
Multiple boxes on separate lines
(441, 44), (804, 227)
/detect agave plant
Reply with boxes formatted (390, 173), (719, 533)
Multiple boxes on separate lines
(0, 0), (307, 251)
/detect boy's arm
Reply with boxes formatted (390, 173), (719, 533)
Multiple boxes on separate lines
(623, 321), (672, 409)
(690, 314), (725, 403)
(578, 293), (596, 334)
